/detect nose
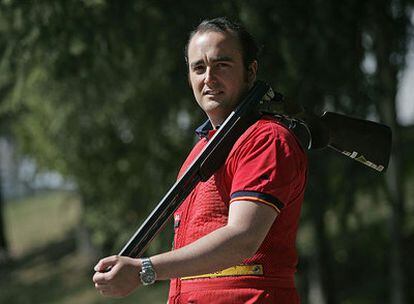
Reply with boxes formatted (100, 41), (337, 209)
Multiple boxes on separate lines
(204, 67), (217, 85)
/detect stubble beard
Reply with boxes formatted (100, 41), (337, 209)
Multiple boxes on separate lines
(193, 69), (252, 124)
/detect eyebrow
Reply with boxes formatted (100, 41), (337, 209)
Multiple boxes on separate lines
(190, 56), (234, 69)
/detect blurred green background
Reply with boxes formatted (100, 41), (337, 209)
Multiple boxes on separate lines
(0, 1), (413, 303)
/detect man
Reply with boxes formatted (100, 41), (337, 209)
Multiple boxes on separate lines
(93, 17), (307, 303)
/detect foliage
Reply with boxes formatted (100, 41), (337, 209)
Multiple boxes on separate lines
(0, 0), (203, 252)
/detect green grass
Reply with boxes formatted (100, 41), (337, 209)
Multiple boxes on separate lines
(1, 191), (169, 304)
(5, 191), (80, 257)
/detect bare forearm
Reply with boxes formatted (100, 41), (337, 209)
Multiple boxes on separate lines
(150, 225), (255, 280)
(92, 201), (276, 298)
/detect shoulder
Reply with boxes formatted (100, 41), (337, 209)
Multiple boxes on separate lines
(233, 115), (304, 153)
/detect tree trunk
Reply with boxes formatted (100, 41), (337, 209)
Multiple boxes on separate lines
(308, 253), (326, 304)
(308, 157), (337, 304)
(0, 173), (9, 263)
(377, 93), (406, 304)
(372, 3), (407, 302)
(75, 194), (99, 262)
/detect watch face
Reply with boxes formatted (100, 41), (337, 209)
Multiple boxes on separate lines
(141, 270), (155, 285)
(140, 258), (156, 285)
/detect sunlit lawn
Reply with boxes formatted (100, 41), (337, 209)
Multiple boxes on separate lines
(1, 191), (168, 304)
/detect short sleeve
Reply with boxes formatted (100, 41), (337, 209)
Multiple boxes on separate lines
(229, 121), (306, 213)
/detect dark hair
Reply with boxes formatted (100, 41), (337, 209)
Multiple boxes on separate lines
(184, 17), (259, 69)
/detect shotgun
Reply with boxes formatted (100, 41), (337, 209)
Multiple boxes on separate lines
(118, 80), (392, 258)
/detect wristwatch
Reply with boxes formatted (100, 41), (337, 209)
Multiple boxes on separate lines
(139, 257), (157, 285)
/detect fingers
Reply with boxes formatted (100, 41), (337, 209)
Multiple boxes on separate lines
(94, 282), (109, 290)
(93, 255), (120, 284)
(93, 269), (118, 297)
(94, 278), (127, 298)
(93, 269), (108, 284)
(92, 255), (141, 298)
(94, 255), (119, 272)
(94, 282), (120, 298)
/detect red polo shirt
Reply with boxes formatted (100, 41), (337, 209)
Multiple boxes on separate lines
(169, 115), (308, 303)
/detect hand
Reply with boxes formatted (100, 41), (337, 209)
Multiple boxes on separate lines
(92, 255), (142, 298)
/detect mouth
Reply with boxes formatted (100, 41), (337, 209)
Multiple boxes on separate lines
(203, 88), (224, 96)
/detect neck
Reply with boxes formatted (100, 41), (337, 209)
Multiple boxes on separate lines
(208, 110), (233, 128)
(209, 117), (225, 129)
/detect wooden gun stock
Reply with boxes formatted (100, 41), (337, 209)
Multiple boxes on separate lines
(321, 112), (392, 172)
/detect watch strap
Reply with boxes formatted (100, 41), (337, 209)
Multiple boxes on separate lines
(139, 257), (157, 285)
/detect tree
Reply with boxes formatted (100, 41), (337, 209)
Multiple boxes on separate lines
(0, 3), (18, 261)
(0, 0), (207, 254)
(365, 1), (412, 303)
(0, 177), (8, 262)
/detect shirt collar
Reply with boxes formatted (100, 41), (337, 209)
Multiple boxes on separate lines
(195, 119), (213, 138)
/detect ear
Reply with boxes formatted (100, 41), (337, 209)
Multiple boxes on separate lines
(247, 60), (258, 84)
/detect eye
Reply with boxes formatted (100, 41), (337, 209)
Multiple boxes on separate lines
(192, 65), (205, 74)
(216, 62), (231, 69)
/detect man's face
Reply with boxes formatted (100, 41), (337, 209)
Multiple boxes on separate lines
(187, 30), (257, 127)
